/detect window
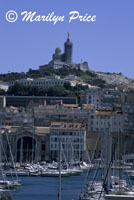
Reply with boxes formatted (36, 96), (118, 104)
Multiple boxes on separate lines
(91, 121), (93, 125)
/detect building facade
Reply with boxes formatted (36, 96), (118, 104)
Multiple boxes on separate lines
(6, 96), (77, 107)
(9, 76), (64, 88)
(50, 122), (86, 162)
(2, 125), (50, 163)
(80, 88), (103, 108)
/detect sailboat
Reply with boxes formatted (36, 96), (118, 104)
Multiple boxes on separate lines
(79, 127), (134, 200)
(0, 115), (13, 200)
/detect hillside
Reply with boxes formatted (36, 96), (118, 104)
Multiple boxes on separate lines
(0, 67), (134, 94)
(0, 67), (106, 88)
(96, 71), (134, 90)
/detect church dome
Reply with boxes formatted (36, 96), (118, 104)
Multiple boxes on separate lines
(55, 47), (62, 55)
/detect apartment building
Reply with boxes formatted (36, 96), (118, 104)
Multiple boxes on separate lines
(80, 87), (103, 108)
(50, 122), (86, 161)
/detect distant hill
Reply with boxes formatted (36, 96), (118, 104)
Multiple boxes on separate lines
(0, 67), (106, 88)
(0, 67), (134, 91)
(96, 72), (134, 90)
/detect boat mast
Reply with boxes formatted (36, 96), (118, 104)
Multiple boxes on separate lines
(0, 117), (2, 170)
(101, 126), (112, 191)
(58, 133), (61, 200)
(0, 113), (5, 170)
(20, 126), (23, 164)
(119, 131), (123, 190)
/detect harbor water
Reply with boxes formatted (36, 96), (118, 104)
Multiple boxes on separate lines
(11, 172), (87, 200)
(8, 170), (134, 200)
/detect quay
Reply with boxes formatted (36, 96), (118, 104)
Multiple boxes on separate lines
(105, 195), (134, 200)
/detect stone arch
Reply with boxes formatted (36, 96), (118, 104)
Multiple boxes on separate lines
(17, 136), (36, 163)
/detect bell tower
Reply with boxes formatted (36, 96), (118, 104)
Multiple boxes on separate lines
(64, 32), (73, 63)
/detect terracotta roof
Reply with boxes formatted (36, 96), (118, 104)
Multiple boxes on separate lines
(38, 105), (57, 109)
(51, 122), (62, 126)
(50, 122), (85, 130)
(97, 107), (112, 111)
(96, 111), (112, 115)
(35, 127), (50, 134)
(38, 104), (78, 109)
(62, 104), (78, 108)
(1, 126), (50, 135)
(82, 104), (95, 109)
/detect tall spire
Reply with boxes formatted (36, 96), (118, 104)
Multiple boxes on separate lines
(64, 32), (73, 63)
(67, 32), (70, 40)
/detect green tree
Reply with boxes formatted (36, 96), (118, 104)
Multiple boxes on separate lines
(0, 89), (6, 95)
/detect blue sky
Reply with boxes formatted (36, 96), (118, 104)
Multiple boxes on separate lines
(0, 0), (134, 78)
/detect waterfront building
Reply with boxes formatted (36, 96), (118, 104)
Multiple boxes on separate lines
(50, 122), (86, 161)
(0, 104), (93, 162)
(0, 96), (133, 163)
(1, 121), (87, 163)
(2, 125), (50, 162)
(94, 110), (124, 133)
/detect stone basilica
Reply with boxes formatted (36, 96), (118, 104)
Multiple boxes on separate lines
(39, 33), (89, 71)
